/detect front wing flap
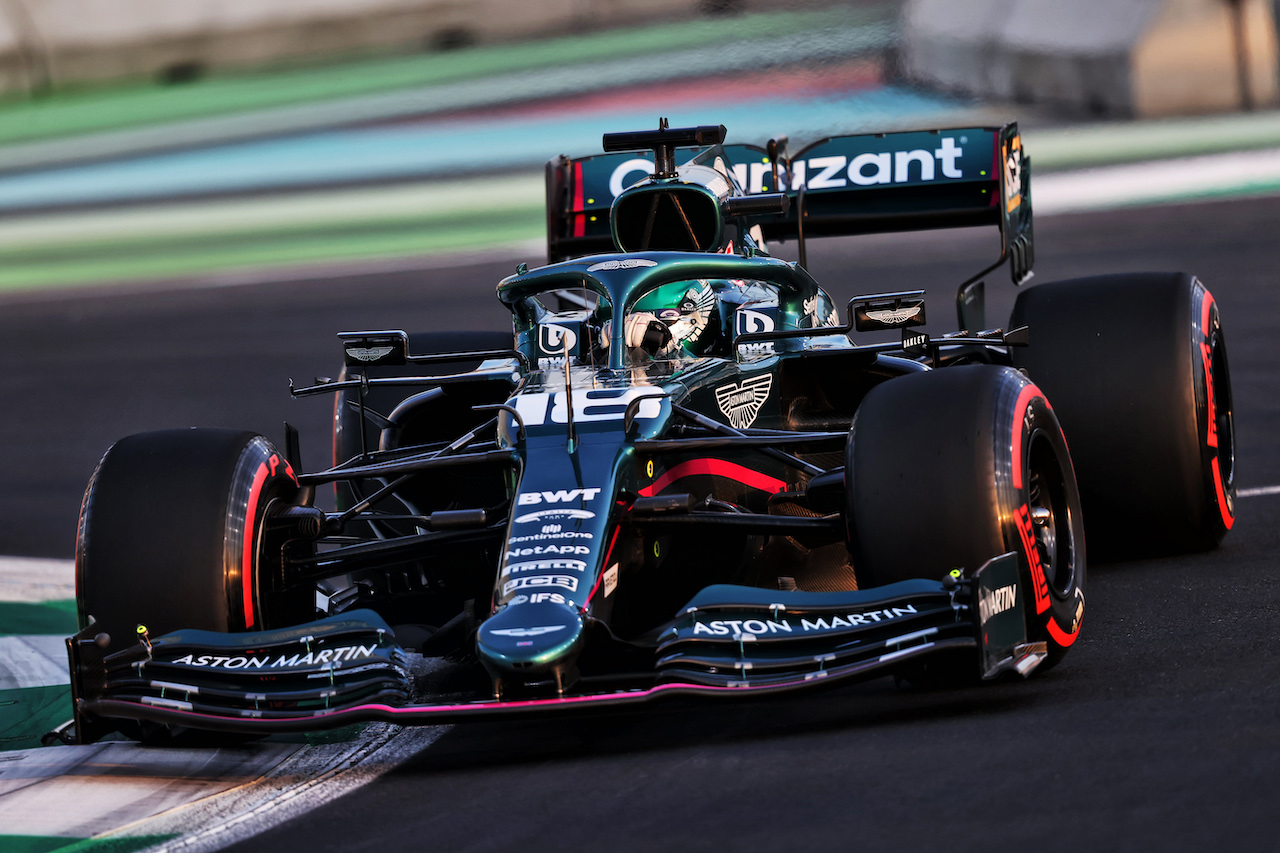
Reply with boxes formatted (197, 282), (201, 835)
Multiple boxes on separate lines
(68, 556), (1040, 739)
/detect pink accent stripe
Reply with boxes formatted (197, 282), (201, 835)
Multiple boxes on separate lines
(242, 462), (269, 630)
(572, 160), (585, 237)
(582, 525), (622, 608)
(1011, 383), (1041, 491)
(989, 135), (1001, 208)
(93, 641), (974, 728)
(637, 458), (786, 498)
(106, 673), (849, 725)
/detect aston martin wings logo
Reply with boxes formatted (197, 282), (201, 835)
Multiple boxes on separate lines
(345, 346), (396, 362)
(587, 259), (658, 272)
(715, 374), (773, 429)
(864, 305), (922, 325)
(488, 626), (567, 638)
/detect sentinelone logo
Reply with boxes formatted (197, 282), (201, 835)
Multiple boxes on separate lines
(608, 138), (966, 195)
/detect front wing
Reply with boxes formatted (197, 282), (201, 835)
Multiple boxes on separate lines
(66, 555), (1042, 740)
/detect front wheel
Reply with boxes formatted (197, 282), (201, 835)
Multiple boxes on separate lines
(846, 365), (1086, 666)
(76, 429), (308, 654)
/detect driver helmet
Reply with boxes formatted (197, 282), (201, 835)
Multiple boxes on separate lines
(629, 280), (718, 358)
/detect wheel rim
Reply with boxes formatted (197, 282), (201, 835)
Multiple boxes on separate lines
(1027, 432), (1077, 597)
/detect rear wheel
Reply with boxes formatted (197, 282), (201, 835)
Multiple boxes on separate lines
(76, 429), (307, 654)
(1010, 273), (1235, 556)
(846, 365), (1086, 666)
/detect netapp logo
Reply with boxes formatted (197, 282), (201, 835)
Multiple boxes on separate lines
(504, 545), (590, 559)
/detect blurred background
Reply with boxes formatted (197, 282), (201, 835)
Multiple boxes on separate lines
(3, 1), (1280, 822)
(0, 0), (1277, 293)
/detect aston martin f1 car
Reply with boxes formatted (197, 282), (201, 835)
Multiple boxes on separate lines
(60, 120), (1235, 743)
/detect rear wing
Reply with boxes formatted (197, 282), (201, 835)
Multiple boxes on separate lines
(546, 123), (1031, 279)
(545, 143), (779, 263)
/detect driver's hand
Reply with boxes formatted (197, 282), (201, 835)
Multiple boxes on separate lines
(624, 313), (672, 354)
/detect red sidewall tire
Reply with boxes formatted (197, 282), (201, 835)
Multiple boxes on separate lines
(76, 429), (300, 652)
(1191, 285), (1236, 543)
(996, 383), (1086, 660)
(1010, 273), (1236, 556)
(847, 366), (1086, 666)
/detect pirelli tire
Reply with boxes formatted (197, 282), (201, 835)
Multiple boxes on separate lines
(846, 365), (1086, 667)
(1010, 273), (1235, 557)
(76, 429), (306, 655)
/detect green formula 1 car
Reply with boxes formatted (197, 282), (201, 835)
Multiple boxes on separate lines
(58, 120), (1234, 743)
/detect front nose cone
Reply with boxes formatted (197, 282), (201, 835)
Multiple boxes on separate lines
(477, 600), (585, 690)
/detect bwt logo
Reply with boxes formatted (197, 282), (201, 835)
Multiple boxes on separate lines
(517, 488), (602, 506)
(792, 138), (964, 190)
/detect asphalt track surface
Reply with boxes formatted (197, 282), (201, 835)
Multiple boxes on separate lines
(3, 195), (1279, 850)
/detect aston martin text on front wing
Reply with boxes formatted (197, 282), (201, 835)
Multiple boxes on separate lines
(689, 604), (921, 637)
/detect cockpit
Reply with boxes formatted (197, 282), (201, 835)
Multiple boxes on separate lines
(525, 277), (800, 372)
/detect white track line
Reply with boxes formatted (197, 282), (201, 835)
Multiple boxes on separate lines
(0, 636), (69, 688)
(1238, 485), (1280, 498)
(132, 722), (448, 853)
(0, 557), (74, 603)
(1033, 147), (1280, 214)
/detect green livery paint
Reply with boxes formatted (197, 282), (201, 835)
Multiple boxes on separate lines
(62, 120), (1092, 740)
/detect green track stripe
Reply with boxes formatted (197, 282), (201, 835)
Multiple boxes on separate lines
(0, 684), (70, 752)
(1023, 112), (1280, 169)
(0, 7), (860, 145)
(0, 837), (73, 853)
(0, 600), (77, 637)
(0, 836), (178, 853)
(0, 210), (543, 292)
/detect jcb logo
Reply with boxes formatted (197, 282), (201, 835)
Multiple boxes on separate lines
(517, 488), (602, 506)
